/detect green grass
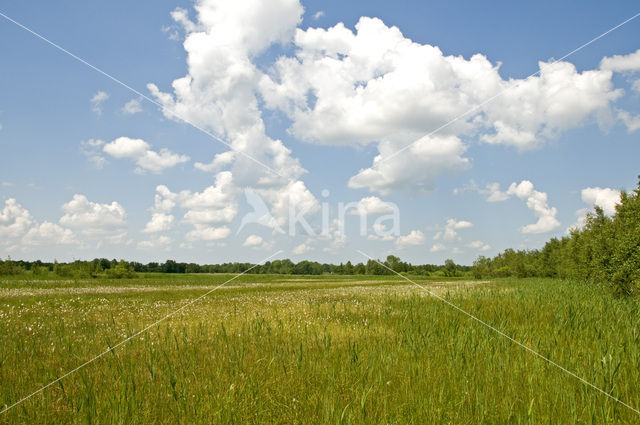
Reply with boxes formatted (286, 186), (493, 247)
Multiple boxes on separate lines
(1, 275), (639, 423)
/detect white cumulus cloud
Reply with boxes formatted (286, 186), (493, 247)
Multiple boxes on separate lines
(148, 0), (317, 228)
(600, 49), (640, 73)
(103, 137), (189, 174)
(186, 225), (231, 242)
(137, 236), (172, 250)
(507, 180), (560, 234)
(144, 172), (238, 242)
(90, 91), (109, 115)
(243, 234), (264, 247)
(430, 243), (446, 253)
(617, 110), (640, 133)
(348, 135), (470, 194)
(122, 98), (143, 115)
(259, 16), (621, 193)
(434, 218), (473, 241)
(349, 196), (395, 215)
(22, 222), (77, 246)
(396, 229), (425, 248)
(292, 242), (313, 255)
(467, 240), (490, 252)
(142, 213), (175, 233)
(0, 198), (34, 241)
(581, 187), (621, 216)
(59, 194), (127, 243)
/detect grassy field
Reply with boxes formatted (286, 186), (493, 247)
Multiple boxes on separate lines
(1, 274), (639, 424)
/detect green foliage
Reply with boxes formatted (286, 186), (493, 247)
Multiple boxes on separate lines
(473, 175), (640, 295)
(105, 260), (136, 279)
(443, 259), (458, 277)
(0, 257), (24, 275)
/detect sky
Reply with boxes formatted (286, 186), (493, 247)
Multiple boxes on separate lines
(0, 0), (639, 265)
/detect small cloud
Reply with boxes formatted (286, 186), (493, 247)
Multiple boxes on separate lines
(102, 137), (189, 174)
(90, 91), (109, 115)
(396, 229), (425, 248)
(454, 180), (509, 202)
(312, 11), (325, 20)
(581, 187), (621, 216)
(434, 218), (473, 241)
(137, 236), (172, 250)
(507, 180), (560, 234)
(194, 151), (235, 172)
(349, 196), (395, 216)
(243, 234), (264, 247)
(617, 109), (640, 133)
(185, 225), (231, 242)
(600, 48), (640, 73)
(568, 187), (622, 231)
(242, 234), (274, 250)
(293, 242), (313, 255)
(88, 155), (108, 169)
(122, 98), (143, 115)
(467, 240), (490, 252)
(430, 243), (446, 253)
(80, 139), (107, 169)
(142, 213), (175, 233)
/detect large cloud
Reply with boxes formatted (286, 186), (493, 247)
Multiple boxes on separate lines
(149, 0), (317, 229)
(260, 16), (621, 193)
(147, 0), (631, 223)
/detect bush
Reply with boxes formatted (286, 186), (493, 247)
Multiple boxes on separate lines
(0, 259), (24, 276)
(106, 261), (136, 279)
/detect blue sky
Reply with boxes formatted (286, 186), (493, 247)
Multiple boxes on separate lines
(0, 0), (639, 265)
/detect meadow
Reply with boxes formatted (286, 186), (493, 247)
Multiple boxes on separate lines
(1, 274), (639, 424)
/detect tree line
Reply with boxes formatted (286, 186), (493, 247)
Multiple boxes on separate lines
(472, 176), (640, 295)
(0, 255), (471, 279)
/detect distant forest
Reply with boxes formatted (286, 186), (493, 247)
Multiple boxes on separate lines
(0, 256), (471, 279)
